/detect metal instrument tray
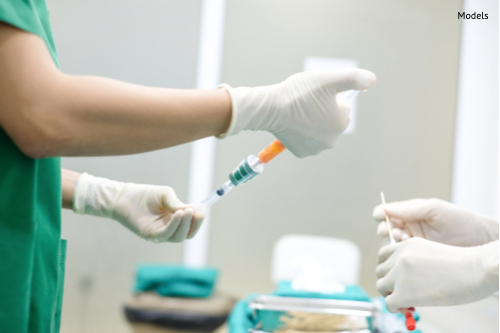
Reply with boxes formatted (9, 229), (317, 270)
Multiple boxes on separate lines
(249, 295), (376, 317)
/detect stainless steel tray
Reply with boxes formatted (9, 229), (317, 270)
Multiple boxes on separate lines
(249, 295), (376, 317)
(248, 328), (371, 333)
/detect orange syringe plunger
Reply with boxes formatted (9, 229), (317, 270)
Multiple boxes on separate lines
(258, 140), (286, 164)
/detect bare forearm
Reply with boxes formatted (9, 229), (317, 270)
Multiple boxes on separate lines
(62, 168), (81, 209)
(0, 23), (231, 158)
(48, 75), (231, 156)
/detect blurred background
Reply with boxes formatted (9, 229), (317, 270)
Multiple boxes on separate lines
(45, 0), (498, 332)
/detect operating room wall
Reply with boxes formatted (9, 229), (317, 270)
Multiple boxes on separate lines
(452, 0), (499, 218)
(47, 1), (202, 332)
(210, 0), (462, 297)
(45, 0), (467, 332)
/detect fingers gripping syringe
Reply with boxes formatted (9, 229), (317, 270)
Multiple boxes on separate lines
(200, 140), (286, 208)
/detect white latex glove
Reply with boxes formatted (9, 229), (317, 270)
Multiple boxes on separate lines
(373, 198), (499, 247)
(377, 238), (499, 313)
(73, 173), (206, 243)
(218, 68), (376, 158)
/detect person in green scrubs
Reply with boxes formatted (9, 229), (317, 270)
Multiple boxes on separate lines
(0, 1), (376, 332)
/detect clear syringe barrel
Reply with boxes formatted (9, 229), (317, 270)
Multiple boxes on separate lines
(200, 180), (234, 207)
(228, 155), (264, 186)
(200, 156), (262, 208)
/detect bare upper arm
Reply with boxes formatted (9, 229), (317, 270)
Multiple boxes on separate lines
(0, 22), (65, 157)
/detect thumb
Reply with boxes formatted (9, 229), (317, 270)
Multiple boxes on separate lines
(384, 294), (401, 314)
(160, 187), (188, 212)
(318, 68), (376, 93)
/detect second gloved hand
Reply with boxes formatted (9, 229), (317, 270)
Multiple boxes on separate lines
(377, 238), (499, 313)
(73, 173), (205, 243)
(218, 69), (376, 158)
(373, 198), (499, 247)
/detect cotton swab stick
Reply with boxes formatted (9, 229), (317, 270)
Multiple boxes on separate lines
(380, 192), (396, 244)
(379, 192), (416, 331)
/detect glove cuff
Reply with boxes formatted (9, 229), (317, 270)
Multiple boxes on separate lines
(73, 173), (125, 219)
(217, 83), (278, 138)
(73, 172), (94, 215)
(216, 84), (239, 138)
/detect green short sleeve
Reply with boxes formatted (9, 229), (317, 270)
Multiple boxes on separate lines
(0, 0), (59, 65)
(0, 1), (63, 331)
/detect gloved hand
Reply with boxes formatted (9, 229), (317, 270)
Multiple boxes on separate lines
(373, 198), (498, 247)
(73, 173), (206, 243)
(218, 69), (376, 158)
(377, 238), (499, 313)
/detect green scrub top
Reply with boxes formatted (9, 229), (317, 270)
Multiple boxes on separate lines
(0, 1), (66, 333)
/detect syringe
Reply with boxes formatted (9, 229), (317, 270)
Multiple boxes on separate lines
(200, 139), (286, 208)
(200, 89), (360, 208)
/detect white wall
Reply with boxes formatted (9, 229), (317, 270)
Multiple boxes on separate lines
(452, 0), (499, 218)
(420, 1), (499, 332)
(211, 0), (462, 299)
(183, 0), (228, 268)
